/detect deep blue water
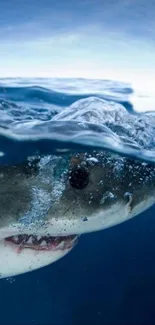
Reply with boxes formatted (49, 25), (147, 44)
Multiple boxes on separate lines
(0, 78), (155, 324)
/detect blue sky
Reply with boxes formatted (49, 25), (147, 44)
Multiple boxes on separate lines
(0, 0), (155, 85)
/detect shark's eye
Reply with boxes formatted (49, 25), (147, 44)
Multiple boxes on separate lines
(69, 167), (89, 189)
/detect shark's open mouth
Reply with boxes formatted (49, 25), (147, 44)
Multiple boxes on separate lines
(5, 234), (78, 251)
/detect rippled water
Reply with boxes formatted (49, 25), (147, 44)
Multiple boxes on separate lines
(0, 78), (155, 167)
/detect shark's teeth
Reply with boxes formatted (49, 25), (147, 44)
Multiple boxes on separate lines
(5, 234), (78, 251)
(40, 240), (47, 246)
(57, 241), (65, 249)
(13, 236), (19, 243)
(26, 236), (33, 244)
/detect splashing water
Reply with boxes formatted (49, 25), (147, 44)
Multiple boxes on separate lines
(0, 78), (155, 167)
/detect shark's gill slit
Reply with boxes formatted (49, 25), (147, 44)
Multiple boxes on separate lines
(5, 234), (78, 251)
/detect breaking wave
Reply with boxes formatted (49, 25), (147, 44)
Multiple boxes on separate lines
(0, 78), (155, 165)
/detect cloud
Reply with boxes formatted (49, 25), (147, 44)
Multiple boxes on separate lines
(0, 0), (154, 83)
(1, 0), (155, 42)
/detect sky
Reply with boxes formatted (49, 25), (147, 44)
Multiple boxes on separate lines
(0, 0), (155, 86)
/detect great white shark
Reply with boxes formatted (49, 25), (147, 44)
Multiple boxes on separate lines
(0, 149), (155, 278)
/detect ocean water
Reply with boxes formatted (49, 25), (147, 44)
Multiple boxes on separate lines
(0, 78), (155, 324)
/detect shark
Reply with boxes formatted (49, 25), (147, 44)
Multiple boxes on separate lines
(0, 149), (155, 278)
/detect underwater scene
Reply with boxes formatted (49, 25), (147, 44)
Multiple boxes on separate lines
(0, 0), (155, 324)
